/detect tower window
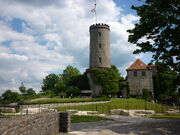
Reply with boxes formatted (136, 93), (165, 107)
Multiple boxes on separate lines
(98, 32), (101, 37)
(99, 43), (101, 48)
(99, 57), (101, 63)
(142, 71), (146, 76)
(134, 71), (137, 77)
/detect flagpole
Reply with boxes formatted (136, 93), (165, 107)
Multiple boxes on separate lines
(95, 0), (97, 24)
(91, 0), (97, 24)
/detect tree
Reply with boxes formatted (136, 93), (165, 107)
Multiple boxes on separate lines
(26, 88), (36, 95)
(142, 88), (153, 101)
(19, 82), (27, 95)
(62, 65), (81, 86)
(154, 62), (179, 101)
(55, 81), (66, 97)
(66, 86), (80, 97)
(0, 90), (20, 104)
(90, 66), (122, 95)
(127, 0), (180, 72)
(41, 73), (60, 91)
(70, 73), (90, 90)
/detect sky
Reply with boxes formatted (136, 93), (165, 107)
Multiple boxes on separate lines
(0, 0), (152, 95)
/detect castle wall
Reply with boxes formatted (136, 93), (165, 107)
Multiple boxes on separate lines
(0, 112), (71, 135)
(127, 69), (154, 95)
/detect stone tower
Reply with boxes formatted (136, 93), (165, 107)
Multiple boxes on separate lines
(86, 23), (111, 97)
(89, 23), (111, 68)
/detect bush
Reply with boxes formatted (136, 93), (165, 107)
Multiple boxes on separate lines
(142, 88), (153, 101)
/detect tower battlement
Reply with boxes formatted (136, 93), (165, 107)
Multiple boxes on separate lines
(89, 23), (110, 31)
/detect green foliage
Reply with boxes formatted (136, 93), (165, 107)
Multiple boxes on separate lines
(90, 66), (123, 95)
(62, 65), (81, 86)
(154, 62), (179, 101)
(66, 86), (80, 97)
(142, 88), (152, 101)
(21, 98), (110, 105)
(71, 115), (112, 123)
(70, 74), (90, 90)
(55, 81), (66, 93)
(0, 90), (20, 104)
(26, 88), (36, 95)
(41, 73), (60, 92)
(41, 66), (84, 97)
(127, 0), (180, 72)
(19, 82), (27, 95)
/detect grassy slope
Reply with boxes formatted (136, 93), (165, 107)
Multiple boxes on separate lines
(21, 98), (109, 105)
(57, 98), (177, 113)
(150, 115), (180, 119)
(71, 115), (112, 123)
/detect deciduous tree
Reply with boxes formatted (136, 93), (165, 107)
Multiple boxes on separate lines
(128, 0), (180, 72)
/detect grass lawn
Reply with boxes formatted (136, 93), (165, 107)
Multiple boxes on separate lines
(71, 115), (112, 123)
(149, 115), (180, 119)
(57, 98), (177, 114)
(0, 115), (21, 118)
(21, 97), (109, 105)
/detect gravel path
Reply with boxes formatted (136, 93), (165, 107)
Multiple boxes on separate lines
(67, 116), (180, 135)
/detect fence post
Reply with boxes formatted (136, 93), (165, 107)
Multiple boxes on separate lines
(127, 98), (129, 114)
(145, 100), (147, 115)
(102, 105), (104, 114)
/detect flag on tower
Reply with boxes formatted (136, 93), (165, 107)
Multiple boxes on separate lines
(91, 2), (96, 13)
(91, 7), (96, 13)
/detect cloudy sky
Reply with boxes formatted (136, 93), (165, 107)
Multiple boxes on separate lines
(0, 0), (152, 94)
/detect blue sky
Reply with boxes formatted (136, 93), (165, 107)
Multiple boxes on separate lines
(0, 0), (152, 94)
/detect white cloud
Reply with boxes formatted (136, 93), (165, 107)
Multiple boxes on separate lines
(0, 0), (144, 94)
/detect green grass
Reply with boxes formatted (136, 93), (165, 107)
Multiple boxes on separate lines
(150, 115), (180, 119)
(71, 115), (112, 123)
(21, 97), (109, 105)
(0, 115), (21, 118)
(57, 98), (177, 114)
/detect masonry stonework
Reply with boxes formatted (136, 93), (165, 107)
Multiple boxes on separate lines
(87, 23), (111, 97)
(0, 112), (71, 135)
(89, 23), (111, 68)
(126, 59), (156, 96)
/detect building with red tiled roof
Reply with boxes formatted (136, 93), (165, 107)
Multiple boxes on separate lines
(126, 59), (156, 96)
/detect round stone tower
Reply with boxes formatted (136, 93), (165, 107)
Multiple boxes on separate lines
(89, 23), (111, 68)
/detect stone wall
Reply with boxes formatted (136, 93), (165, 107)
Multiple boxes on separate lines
(0, 112), (70, 135)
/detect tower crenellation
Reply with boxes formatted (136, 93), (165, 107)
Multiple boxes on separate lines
(89, 23), (110, 31)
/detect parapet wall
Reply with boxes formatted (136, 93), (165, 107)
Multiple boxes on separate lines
(89, 23), (110, 31)
(0, 112), (71, 135)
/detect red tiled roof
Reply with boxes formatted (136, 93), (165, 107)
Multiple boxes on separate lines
(127, 59), (148, 70)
